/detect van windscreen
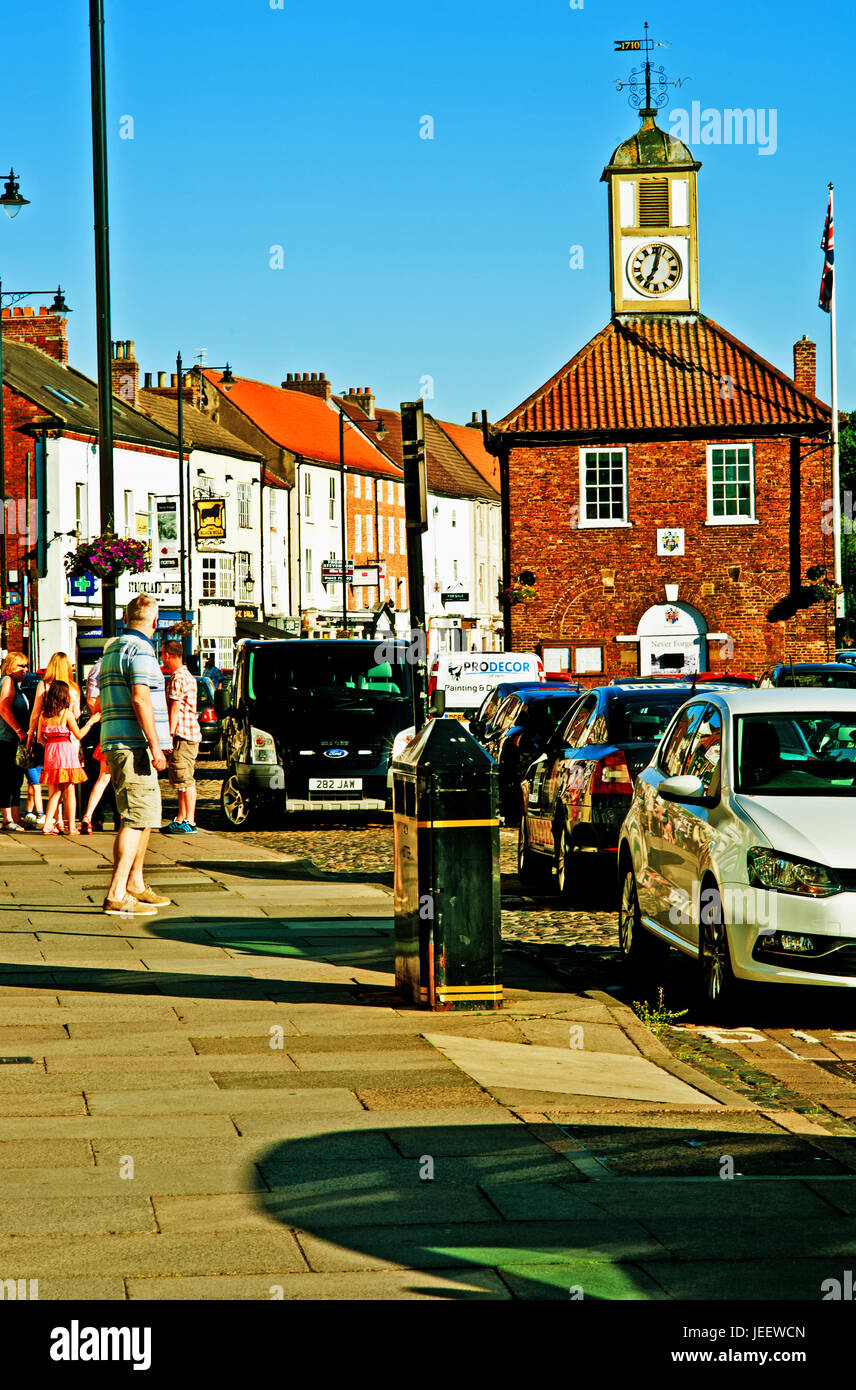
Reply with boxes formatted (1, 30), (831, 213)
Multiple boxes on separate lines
(247, 646), (412, 705)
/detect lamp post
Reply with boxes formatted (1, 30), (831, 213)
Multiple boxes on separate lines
(0, 286), (69, 660)
(89, 0), (118, 640)
(0, 169), (33, 654)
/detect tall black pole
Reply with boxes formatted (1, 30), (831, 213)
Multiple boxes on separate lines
(90, 0), (116, 638)
(176, 353), (188, 659)
(401, 401), (428, 731)
(0, 275), (6, 651)
(339, 408), (347, 636)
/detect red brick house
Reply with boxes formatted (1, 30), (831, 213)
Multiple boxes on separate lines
(488, 110), (834, 681)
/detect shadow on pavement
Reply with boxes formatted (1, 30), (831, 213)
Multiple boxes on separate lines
(244, 1122), (856, 1299)
(187, 858), (393, 887)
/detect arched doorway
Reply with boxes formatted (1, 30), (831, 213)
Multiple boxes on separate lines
(637, 602), (708, 676)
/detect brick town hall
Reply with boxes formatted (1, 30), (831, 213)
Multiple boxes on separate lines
(488, 67), (835, 682)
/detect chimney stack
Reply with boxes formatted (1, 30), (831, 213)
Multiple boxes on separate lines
(793, 335), (816, 398)
(339, 385), (376, 419)
(1, 303), (71, 364)
(111, 338), (139, 406)
(280, 371), (332, 402)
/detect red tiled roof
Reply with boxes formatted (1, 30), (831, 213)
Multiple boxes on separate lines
(336, 401), (499, 501)
(432, 418), (500, 490)
(494, 315), (831, 435)
(201, 371), (398, 475)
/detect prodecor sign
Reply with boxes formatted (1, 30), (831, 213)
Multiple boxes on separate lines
(194, 497), (226, 541)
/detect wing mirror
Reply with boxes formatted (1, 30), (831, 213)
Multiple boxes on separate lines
(658, 773), (706, 802)
(429, 689), (446, 718)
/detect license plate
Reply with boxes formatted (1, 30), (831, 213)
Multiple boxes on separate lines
(308, 778), (362, 792)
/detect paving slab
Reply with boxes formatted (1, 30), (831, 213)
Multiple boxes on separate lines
(0, 1230), (309, 1278)
(126, 1268), (510, 1299)
(295, 1218), (669, 1272)
(424, 1034), (719, 1106)
(0, 1165), (254, 1196)
(0, 1196), (157, 1236)
(86, 1087), (367, 1115)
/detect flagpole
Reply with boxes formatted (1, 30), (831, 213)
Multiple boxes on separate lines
(829, 184), (844, 619)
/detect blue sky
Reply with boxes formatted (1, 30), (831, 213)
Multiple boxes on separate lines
(2, 0), (854, 424)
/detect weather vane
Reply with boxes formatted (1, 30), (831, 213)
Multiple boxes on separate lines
(614, 21), (687, 113)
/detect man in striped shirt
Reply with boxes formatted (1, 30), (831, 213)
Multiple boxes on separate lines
(98, 594), (173, 916)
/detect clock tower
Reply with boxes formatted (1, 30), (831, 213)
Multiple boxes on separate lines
(602, 45), (700, 315)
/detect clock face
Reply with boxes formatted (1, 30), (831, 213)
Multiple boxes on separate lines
(627, 242), (682, 296)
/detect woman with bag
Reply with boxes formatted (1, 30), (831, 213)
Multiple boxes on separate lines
(0, 654), (30, 830)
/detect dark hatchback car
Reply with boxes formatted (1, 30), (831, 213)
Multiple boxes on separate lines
(518, 682), (710, 900)
(759, 663), (856, 689)
(483, 686), (585, 823)
(469, 681), (570, 743)
(220, 639), (413, 826)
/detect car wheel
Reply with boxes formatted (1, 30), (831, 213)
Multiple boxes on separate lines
(221, 771), (255, 830)
(554, 820), (577, 903)
(698, 884), (738, 1018)
(618, 864), (668, 983)
(517, 817), (548, 883)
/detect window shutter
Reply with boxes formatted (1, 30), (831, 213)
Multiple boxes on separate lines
(637, 179), (669, 227)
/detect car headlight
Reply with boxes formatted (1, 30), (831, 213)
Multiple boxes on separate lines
(747, 847), (841, 898)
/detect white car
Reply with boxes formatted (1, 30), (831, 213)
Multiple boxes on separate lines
(617, 688), (856, 1014)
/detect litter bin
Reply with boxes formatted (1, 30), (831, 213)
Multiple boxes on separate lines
(392, 718), (501, 1010)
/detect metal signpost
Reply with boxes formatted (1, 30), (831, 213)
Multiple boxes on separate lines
(400, 401), (429, 732)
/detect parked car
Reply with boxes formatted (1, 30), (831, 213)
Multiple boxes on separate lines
(518, 681), (708, 899)
(220, 639), (413, 826)
(195, 676), (222, 758)
(484, 686), (586, 823)
(759, 662), (856, 689)
(617, 688), (856, 1016)
(836, 650), (856, 669)
(470, 681), (579, 746)
(692, 671), (758, 686)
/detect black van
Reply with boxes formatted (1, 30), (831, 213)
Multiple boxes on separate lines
(220, 639), (414, 826)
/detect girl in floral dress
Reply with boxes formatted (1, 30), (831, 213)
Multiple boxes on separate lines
(37, 681), (96, 835)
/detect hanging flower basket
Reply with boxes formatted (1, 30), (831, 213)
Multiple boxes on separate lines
(0, 608), (18, 626)
(65, 534), (150, 582)
(168, 620), (195, 638)
(503, 581), (538, 606)
(812, 579), (842, 604)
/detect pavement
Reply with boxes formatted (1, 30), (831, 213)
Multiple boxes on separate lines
(2, 824), (856, 1300)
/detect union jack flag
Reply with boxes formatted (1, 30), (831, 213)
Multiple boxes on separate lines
(820, 192), (834, 313)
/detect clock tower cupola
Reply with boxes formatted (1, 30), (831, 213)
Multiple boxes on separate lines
(602, 29), (700, 315)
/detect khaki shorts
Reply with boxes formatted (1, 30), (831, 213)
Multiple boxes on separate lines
(103, 747), (162, 830)
(168, 738), (199, 791)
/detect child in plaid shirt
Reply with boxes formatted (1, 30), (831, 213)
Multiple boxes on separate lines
(161, 641), (201, 834)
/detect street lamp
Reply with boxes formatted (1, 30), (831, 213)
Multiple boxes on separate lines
(0, 171), (28, 220)
(0, 162), (31, 652)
